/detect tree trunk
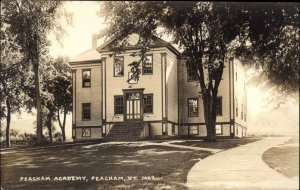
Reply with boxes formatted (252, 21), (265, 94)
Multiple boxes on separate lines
(5, 98), (11, 148)
(47, 112), (53, 144)
(48, 127), (52, 144)
(62, 110), (67, 142)
(57, 109), (66, 142)
(33, 62), (43, 145)
(203, 93), (217, 142)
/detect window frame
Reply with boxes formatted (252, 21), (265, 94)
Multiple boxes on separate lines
(216, 96), (223, 116)
(241, 104), (244, 120)
(216, 124), (222, 135)
(82, 69), (91, 88)
(82, 128), (91, 137)
(188, 98), (199, 117)
(114, 56), (124, 77)
(187, 68), (198, 82)
(143, 94), (153, 114)
(162, 123), (168, 135)
(142, 54), (153, 75)
(128, 72), (138, 84)
(82, 103), (91, 120)
(189, 125), (199, 135)
(114, 95), (124, 115)
(171, 124), (175, 135)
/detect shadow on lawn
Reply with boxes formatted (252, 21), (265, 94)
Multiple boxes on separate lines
(1, 143), (211, 190)
(170, 137), (262, 150)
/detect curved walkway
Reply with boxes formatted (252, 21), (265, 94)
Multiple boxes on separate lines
(187, 137), (299, 190)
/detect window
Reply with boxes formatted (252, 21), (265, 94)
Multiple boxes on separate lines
(241, 104), (244, 120)
(188, 98), (198, 117)
(171, 124), (175, 135)
(143, 94), (153, 113)
(82, 128), (91, 137)
(82, 69), (91, 87)
(235, 99), (238, 117)
(142, 55), (153, 74)
(216, 97), (222, 116)
(187, 69), (198, 81)
(102, 125), (106, 134)
(114, 96), (124, 114)
(82, 103), (91, 120)
(162, 123), (168, 135)
(72, 129), (75, 137)
(216, 124), (222, 135)
(189, 125), (199, 135)
(114, 57), (124, 77)
(128, 72), (138, 84)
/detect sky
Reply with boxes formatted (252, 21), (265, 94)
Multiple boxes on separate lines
(2, 1), (299, 140)
(49, 1), (105, 58)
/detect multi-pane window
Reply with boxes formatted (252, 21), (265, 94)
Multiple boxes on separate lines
(188, 98), (198, 117)
(216, 124), (222, 135)
(187, 69), (198, 81)
(114, 57), (124, 77)
(142, 55), (153, 74)
(216, 96), (222, 116)
(189, 125), (199, 135)
(82, 103), (91, 120)
(143, 94), (153, 113)
(82, 69), (91, 87)
(82, 128), (91, 137)
(114, 96), (124, 114)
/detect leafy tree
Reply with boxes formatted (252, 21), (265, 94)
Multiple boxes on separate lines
(47, 57), (72, 142)
(236, 2), (299, 104)
(23, 56), (72, 143)
(1, 0), (70, 145)
(100, 2), (299, 141)
(0, 19), (29, 147)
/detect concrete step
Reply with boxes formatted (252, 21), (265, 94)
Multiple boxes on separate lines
(104, 122), (146, 142)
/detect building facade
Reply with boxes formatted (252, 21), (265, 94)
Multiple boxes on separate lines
(69, 34), (247, 141)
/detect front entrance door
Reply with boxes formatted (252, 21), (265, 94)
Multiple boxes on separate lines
(124, 91), (143, 121)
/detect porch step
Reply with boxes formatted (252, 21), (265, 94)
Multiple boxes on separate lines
(104, 122), (146, 142)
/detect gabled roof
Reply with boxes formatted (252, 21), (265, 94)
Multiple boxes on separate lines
(69, 34), (180, 65)
(69, 49), (101, 64)
(97, 34), (180, 57)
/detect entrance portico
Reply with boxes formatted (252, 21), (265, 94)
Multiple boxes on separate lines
(123, 88), (144, 122)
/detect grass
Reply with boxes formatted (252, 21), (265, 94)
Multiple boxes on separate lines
(170, 137), (262, 149)
(1, 137), (261, 190)
(262, 137), (299, 179)
(1, 143), (211, 190)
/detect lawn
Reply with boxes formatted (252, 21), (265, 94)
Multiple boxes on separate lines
(169, 137), (261, 149)
(262, 137), (299, 179)
(1, 137), (261, 190)
(1, 143), (211, 190)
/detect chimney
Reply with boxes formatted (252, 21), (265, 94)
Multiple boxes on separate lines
(92, 34), (98, 49)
